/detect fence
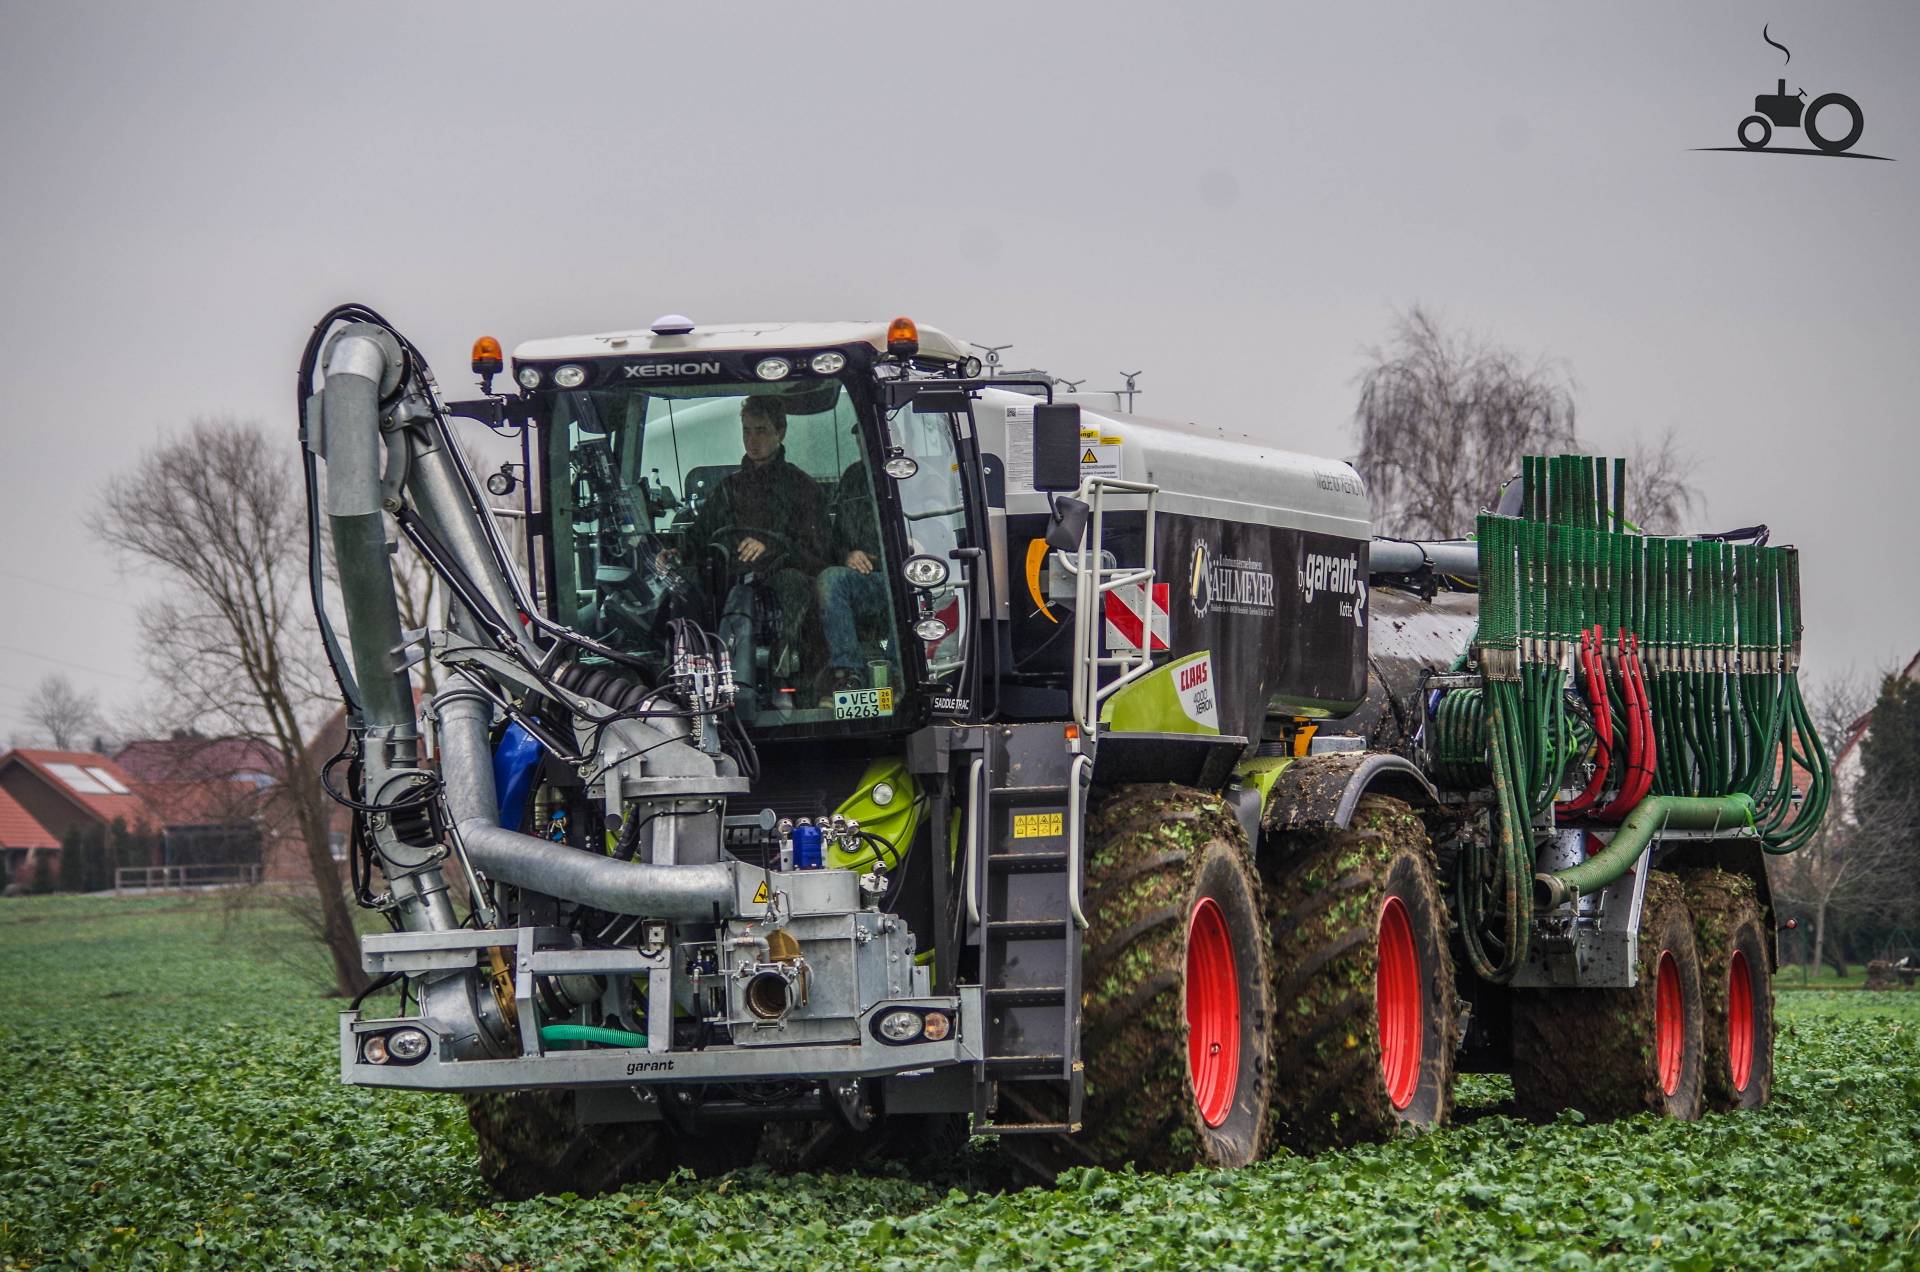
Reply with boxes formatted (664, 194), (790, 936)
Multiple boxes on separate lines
(114, 864), (263, 892)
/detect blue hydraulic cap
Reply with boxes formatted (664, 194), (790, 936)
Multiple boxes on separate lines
(492, 721), (543, 830)
(791, 822), (824, 870)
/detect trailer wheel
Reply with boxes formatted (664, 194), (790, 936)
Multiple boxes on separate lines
(464, 1091), (668, 1199)
(1077, 785), (1272, 1171)
(1679, 869), (1774, 1110)
(1512, 871), (1705, 1121)
(1262, 795), (1456, 1150)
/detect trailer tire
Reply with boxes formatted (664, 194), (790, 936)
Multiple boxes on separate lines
(1076, 785), (1272, 1171)
(1679, 869), (1774, 1111)
(464, 1091), (668, 1200)
(1262, 795), (1456, 1150)
(1512, 871), (1705, 1121)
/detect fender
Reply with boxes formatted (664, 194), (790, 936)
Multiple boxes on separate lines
(1250, 751), (1437, 838)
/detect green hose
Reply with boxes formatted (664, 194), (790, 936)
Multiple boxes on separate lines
(1535, 793), (1755, 908)
(539, 1024), (649, 1048)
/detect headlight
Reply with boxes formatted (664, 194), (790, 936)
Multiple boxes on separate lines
(755, 357), (791, 381)
(877, 1009), (924, 1042)
(870, 781), (895, 807)
(387, 1027), (431, 1063)
(517, 367), (543, 389)
(913, 617), (949, 643)
(921, 1010), (952, 1042)
(882, 456), (919, 480)
(810, 351), (847, 375)
(902, 554), (949, 589)
(361, 1034), (390, 1065)
(553, 364), (587, 388)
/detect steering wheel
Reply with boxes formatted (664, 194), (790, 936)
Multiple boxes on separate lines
(704, 523), (795, 570)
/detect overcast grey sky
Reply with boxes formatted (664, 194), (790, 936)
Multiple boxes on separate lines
(1, 1), (1915, 743)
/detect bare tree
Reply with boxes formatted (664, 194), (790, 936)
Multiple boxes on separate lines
(1625, 428), (1704, 535)
(22, 674), (101, 750)
(1353, 306), (1579, 538)
(1768, 672), (1917, 978)
(89, 418), (368, 997)
(1351, 306), (1703, 538)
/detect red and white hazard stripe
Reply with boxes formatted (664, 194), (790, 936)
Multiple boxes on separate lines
(1103, 582), (1169, 653)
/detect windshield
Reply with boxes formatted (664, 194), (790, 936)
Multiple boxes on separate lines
(544, 379), (914, 733)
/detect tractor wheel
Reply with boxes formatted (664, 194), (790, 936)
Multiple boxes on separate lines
(1262, 795), (1456, 1150)
(1075, 784), (1272, 1171)
(464, 1090), (668, 1199)
(1512, 871), (1705, 1121)
(1679, 869), (1775, 1111)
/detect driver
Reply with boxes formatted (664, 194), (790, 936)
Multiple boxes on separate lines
(691, 396), (829, 685)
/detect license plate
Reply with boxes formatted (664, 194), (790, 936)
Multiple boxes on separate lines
(832, 687), (894, 720)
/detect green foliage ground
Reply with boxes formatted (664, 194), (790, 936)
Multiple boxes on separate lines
(2, 893), (1917, 1270)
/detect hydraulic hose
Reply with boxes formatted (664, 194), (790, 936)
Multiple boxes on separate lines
(436, 689), (736, 919)
(1535, 793), (1755, 909)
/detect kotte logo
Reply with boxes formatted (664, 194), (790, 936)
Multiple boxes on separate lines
(1299, 550), (1367, 627)
(1696, 26), (1889, 161)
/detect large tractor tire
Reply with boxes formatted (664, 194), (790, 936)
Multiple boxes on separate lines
(1679, 869), (1775, 1111)
(1262, 795), (1456, 1150)
(464, 1091), (669, 1199)
(1512, 871), (1705, 1121)
(1075, 785), (1273, 1171)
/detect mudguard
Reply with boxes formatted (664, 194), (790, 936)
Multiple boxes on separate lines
(1251, 752), (1437, 837)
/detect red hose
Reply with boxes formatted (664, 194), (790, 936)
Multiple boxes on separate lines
(1595, 631), (1655, 821)
(1558, 626), (1613, 815)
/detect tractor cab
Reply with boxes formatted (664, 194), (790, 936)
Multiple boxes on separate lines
(516, 319), (982, 739)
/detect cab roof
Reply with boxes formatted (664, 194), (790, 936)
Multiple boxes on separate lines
(512, 320), (971, 364)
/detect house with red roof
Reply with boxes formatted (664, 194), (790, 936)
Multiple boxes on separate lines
(0, 785), (61, 890)
(0, 749), (157, 889)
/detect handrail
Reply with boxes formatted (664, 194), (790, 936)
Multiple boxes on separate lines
(1069, 477), (1161, 734)
(1065, 754), (1093, 929)
(963, 756), (986, 927)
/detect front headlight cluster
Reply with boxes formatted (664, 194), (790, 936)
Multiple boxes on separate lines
(872, 1007), (954, 1045)
(361, 1026), (431, 1066)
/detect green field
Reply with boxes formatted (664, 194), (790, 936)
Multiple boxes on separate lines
(3, 894), (1918, 1270)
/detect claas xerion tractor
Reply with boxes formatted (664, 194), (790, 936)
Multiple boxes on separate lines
(300, 304), (1827, 1192)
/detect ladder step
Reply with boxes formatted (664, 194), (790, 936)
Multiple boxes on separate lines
(985, 919), (1069, 939)
(982, 1120), (1078, 1135)
(986, 985), (1066, 1004)
(988, 851), (1068, 872)
(987, 1054), (1067, 1074)
(989, 784), (1070, 800)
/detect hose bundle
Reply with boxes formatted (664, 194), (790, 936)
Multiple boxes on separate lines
(1432, 454), (1831, 981)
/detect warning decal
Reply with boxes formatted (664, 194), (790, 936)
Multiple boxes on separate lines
(1078, 426), (1121, 478)
(1013, 812), (1064, 839)
(751, 879), (771, 904)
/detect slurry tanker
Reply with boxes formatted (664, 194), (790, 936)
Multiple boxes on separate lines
(301, 305), (1824, 1190)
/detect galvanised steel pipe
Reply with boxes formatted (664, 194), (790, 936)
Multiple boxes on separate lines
(436, 690), (736, 919)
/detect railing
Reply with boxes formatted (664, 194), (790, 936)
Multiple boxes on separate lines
(1067, 477), (1161, 735)
(114, 864), (263, 891)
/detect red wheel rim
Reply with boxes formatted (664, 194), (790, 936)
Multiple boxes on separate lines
(1654, 950), (1683, 1096)
(1186, 897), (1240, 1128)
(1727, 949), (1755, 1092)
(1376, 895), (1422, 1110)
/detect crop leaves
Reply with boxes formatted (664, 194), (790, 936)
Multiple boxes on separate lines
(2, 895), (1917, 1269)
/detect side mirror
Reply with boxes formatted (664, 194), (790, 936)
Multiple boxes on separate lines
(1031, 403), (1083, 492)
(1044, 496), (1091, 554)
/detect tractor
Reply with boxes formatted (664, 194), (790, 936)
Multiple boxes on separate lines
(301, 304), (1826, 1192)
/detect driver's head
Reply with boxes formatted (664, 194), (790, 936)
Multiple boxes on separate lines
(739, 397), (787, 463)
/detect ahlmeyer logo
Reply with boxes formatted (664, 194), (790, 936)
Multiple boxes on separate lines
(1188, 539), (1275, 618)
(1696, 25), (1890, 162)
